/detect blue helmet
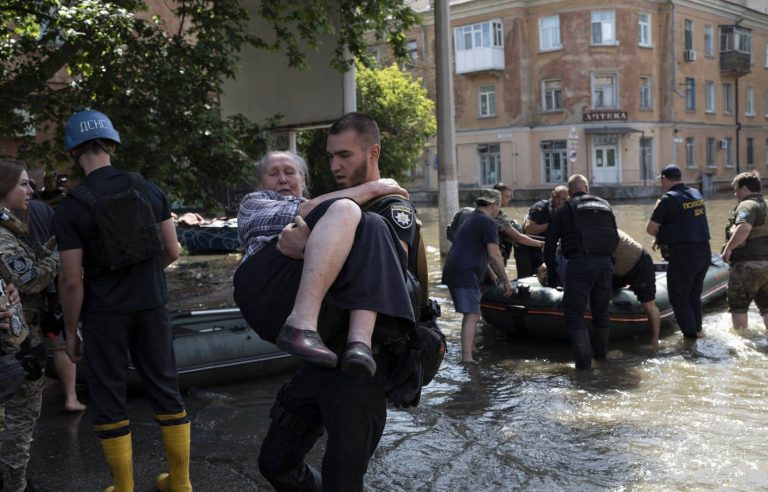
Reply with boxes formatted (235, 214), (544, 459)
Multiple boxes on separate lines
(64, 109), (121, 151)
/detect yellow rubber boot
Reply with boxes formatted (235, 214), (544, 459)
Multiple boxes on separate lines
(100, 433), (134, 492)
(156, 421), (192, 492)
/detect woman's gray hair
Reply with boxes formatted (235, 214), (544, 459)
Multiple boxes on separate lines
(256, 150), (311, 197)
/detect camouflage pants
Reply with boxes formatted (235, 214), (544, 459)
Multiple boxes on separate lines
(0, 374), (44, 492)
(728, 260), (768, 314)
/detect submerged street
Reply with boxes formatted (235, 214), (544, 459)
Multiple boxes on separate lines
(26, 196), (768, 490)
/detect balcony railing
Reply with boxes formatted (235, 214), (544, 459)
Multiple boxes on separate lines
(455, 46), (505, 74)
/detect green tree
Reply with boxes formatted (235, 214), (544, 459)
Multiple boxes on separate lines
(302, 62), (436, 196)
(0, 0), (418, 207)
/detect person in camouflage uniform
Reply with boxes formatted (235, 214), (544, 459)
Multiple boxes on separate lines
(0, 159), (60, 492)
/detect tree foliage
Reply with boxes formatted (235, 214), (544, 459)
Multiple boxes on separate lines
(0, 0), (419, 207)
(302, 62), (436, 196)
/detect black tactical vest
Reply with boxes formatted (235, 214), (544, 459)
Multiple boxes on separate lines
(561, 194), (619, 257)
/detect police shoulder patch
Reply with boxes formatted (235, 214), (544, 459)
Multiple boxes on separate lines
(391, 205), (414, 230)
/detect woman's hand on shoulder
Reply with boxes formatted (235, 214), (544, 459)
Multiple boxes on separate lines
(375, 179), (409, 199)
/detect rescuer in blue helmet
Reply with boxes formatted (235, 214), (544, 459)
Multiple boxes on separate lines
(54, 110), (191, 491)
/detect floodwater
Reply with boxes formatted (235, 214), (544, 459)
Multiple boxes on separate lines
(29, 193), (768, 491)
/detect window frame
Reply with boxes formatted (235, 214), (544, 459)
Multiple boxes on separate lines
(684, 19), (694, 51)
(542, 79), (563, 112)
(406, 39), (418, 66)
(723, 83), (733, 114)
(746, 86), (755, 116)
(685, 137), (696, 169)
(639, 76), (652, 109)
(591, 10), (617, 46)
(540, 140), (568, 184)
(685, 78), (696, 112)
(455, 20), (504, 52)
(478, 143), (501, 186)
(724, 138), (734, 167)
(539, 15), (561, 51)
(591, 72), (618, 109)
(638, 13), (652, 47)
(478, 85), (497, 118)
(705, 80), (715, 113)
(704, 25), (714, 57)
(706, 137), (716, 168)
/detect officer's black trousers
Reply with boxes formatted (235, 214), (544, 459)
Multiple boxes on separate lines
(513, 246), (543, 278)
(562, 254), (613, 370)
(667, 242), (711, 337)
(83, 306), (185, 427)
(259, 365), (387, 492)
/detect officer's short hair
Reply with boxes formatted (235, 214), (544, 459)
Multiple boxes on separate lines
(329, 112), (380, 149)
(0, 160), (25, 201)
(493, 183), (511, 194)
(256, 151), (310, 196)
(567, 174), (588, 195)
(732, 171), (761, 193)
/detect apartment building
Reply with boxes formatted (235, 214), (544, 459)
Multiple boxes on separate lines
(376, 0), (768, 197)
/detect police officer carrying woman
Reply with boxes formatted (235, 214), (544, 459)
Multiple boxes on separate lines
(544, 174), (619, 371)
(0, 159), (60, 492)
(647, 164), (711, 339)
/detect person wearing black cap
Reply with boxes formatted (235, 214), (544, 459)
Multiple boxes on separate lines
(646, 163), (711, 339)
(544, 174), (619, 371)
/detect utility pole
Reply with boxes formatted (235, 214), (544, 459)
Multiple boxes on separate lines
(435, 0), (459, 256)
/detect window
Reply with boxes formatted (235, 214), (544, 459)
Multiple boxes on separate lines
(638, 13), (651, 47)
(539, 15), (561, 51)
(704, 25), (714, 56)
(684, 19), (693, 51)
(368, 47), (381, 65)
(723, 83), (733, 114)
(479, 85), (496, 117)
(685, 138), (695, 168)
(725, 138), (734, 167)
(592, 73), (617, 108)
(541, 140), (568, 184)
(746, 86), (755, 116)
(455, 20), (503, 51)
(478, 144), (501, 185)
(406, 40), (418, 65)
(765, 139), (768, 166)
(640, 77), (651, 109)
(747, 138), (754, 166)
(705, 81), (715, 112)
(542, 79), (562, 111)
(591, 10), (616, 45)
(721, 26), (752, 54)
(706, 138), (716, 168)
(765, 89), (768, 116)
(685, 78), (696, 111)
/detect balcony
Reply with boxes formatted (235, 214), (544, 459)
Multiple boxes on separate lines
(719, 25), (752, 77)
(720, 50), (751, 76)
(455, 46), (505, 74)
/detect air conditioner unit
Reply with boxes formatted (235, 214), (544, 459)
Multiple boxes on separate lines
(719, 139), (729, 149)
(684, 49), (697, 61)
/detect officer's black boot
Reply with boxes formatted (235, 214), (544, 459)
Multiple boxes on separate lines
(569, 329), (593, 370)
(592, 328), (610, 360)
(269, 464), (322, 492)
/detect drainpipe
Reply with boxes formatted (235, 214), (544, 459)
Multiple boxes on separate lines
(735, 78), (741, 173)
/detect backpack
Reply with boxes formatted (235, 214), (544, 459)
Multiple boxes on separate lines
(446, 207), (474, 242)
(363, 195), (446, 406)
(68, 173), (164, 271)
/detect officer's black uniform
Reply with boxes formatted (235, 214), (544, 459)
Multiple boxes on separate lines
(544, 192), (619, 370)
(514, 198), (555, 277)
(650, 183), (711, 338)
(258, 195), (419, 492)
